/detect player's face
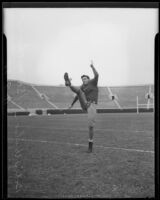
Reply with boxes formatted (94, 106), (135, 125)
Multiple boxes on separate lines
(82, 77), (89, 85)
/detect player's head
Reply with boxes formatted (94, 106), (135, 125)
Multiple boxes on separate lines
(81, 75), (90, 85)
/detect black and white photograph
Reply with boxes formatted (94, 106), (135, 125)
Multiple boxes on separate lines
(3, 2), (159, 198)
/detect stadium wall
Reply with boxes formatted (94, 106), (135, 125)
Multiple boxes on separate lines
(7, 108), (154, 116)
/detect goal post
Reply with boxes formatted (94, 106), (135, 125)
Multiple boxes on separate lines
(136, 95), (154, 114)
(136, 96), (139, 114)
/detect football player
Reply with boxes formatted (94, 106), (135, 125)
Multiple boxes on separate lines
(64, 61), (99, 153)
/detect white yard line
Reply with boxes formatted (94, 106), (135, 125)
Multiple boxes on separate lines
(8, 125), (153, 134)
(8, 138), (154, 154)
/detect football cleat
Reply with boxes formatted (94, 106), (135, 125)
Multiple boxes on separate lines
(64, 72), (71, 86)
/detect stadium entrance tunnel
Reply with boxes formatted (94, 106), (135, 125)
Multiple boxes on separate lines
(7, 108), (154, 116)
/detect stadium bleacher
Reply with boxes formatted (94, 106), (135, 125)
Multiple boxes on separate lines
(7, 80), (154, 111)
(35, 85), (118, 109)
(97, 87), (118, 109)
(110, 85), (154, 108)
(7, 100), (20, 109)
(7, 80), (53, 110)
(35, 85), (79, 109)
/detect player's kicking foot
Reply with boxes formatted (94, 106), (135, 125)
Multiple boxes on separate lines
(64, 72), (71, 86)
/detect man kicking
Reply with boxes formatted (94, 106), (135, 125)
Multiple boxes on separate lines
(64, 61), (99, 153)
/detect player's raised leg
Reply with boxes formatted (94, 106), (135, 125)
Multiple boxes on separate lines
(64, 72), (89, 111)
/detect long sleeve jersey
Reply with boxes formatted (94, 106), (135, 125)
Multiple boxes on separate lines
(71, 66), (99, 106)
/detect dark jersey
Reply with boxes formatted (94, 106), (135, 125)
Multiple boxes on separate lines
(70, 65), (99, 106)
(80, 75), (98, 104)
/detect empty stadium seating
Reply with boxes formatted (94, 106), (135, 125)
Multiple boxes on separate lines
(97, 87), (118, 109)
(7, 80), (154, 110)
(35, 85), (118, 109)
(7, 80), (53, 109)
(110, 85), (154, 108)
(7, 101), (20, 109)
(35, 85), (79, 108)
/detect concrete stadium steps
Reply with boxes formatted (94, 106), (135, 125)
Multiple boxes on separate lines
(7, 80), (53, 109)
(7, 101), (21, 109)
(110, 85), (154, 108)
(35, 86), (75, 103)
(14, 93), (53, 109)
(35, 86), (85, 108)
(98, 87), (118, 109)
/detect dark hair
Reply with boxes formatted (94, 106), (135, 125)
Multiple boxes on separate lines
(81, 75), (90, 79)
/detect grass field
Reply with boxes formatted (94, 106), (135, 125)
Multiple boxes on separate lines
(7, 112), (154, 198)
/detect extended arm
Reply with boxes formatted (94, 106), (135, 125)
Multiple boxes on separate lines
(90, 61), (99, 84)
(90, 63), (99, 78)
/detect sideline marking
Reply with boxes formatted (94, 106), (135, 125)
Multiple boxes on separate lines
(8, 138), (154, 154)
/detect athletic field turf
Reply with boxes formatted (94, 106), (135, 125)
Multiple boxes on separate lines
(8, 112), (154, 198)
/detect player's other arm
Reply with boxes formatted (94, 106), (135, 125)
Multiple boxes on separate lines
(90, 62), (99, 84)
(68, 95), (78, 109)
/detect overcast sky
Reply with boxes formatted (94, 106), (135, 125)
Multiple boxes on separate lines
(4, 8), (158, 86)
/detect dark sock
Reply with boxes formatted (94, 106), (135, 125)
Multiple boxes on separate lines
(88, 142), (93, 152)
